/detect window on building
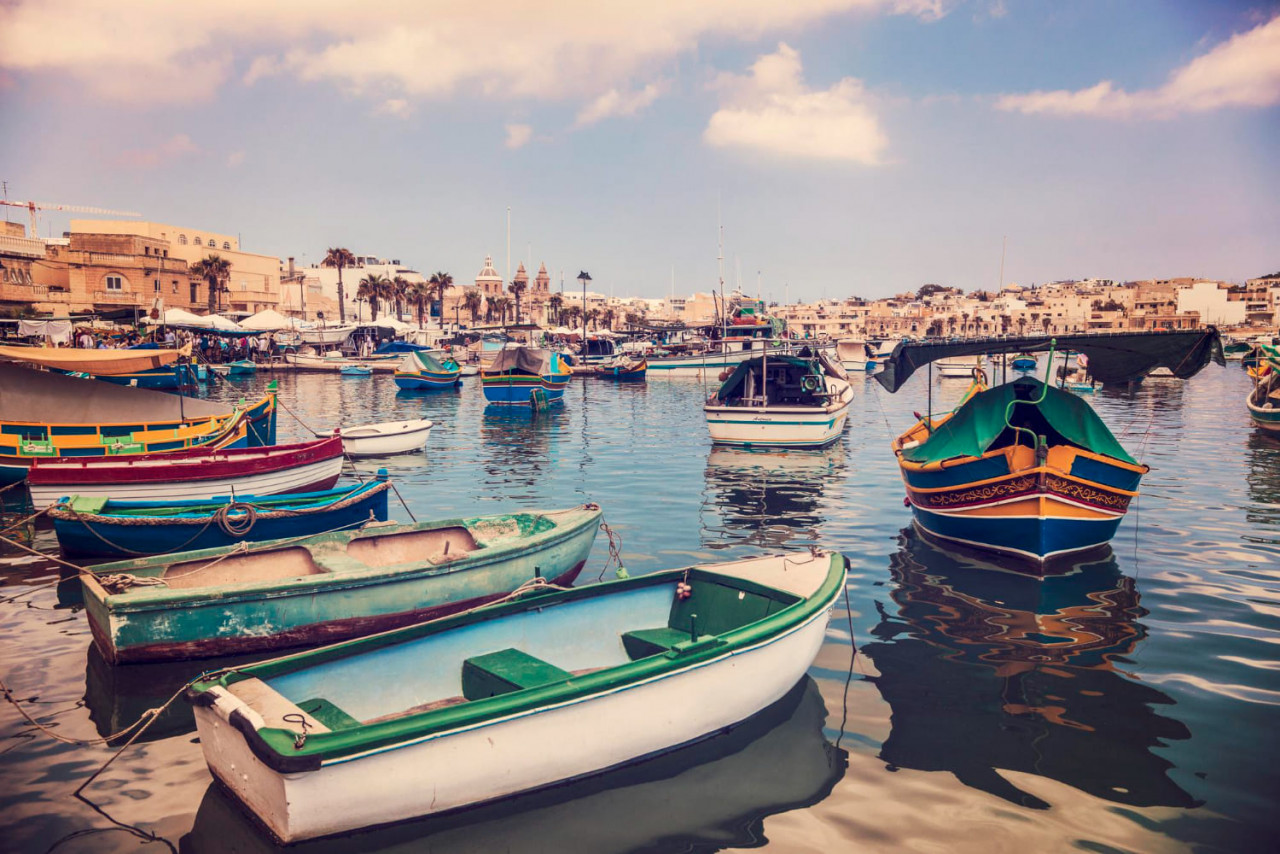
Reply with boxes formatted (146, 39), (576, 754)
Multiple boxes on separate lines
(105, 275), (123, 291)
(154, 278), (160, 292)
(223, 241), (230, 250)
(178, 235), (187, 245)
(190, 282), (198, 303)
(144, 246), (150, 255)
(172, 280), (179, 294)
(163, 250), (168, 258)
(194, 237), (202, 246)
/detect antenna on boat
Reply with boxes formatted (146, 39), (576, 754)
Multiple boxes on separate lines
(717, 197), (726, 347)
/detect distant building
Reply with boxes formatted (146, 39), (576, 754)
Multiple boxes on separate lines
(474, 255), (503, 298)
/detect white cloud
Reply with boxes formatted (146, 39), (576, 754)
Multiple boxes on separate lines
(505, 123), (533, 149)
(997, 15), (1280, 118)
(376, 98), (412, 117)
(575, 82), (665, 127)
(0, 1), (948, 108)
(703, 43), (889, 164)
(227, 150), (246, 168)
(113, 134), (200, 169)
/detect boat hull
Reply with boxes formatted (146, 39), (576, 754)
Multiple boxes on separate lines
(83, 505), (602, 663)
(191, 569), (834, 841)
(705, 405), (849, 448)
(1247, 401), (1280, 431)
(480, 374), (570, 405)
(51, 483), (390, 559)
(340, 421), (433, 457)
(54, 364), (199, 389)
(26, 437), (339, 505)
(393, 372), (461, 390)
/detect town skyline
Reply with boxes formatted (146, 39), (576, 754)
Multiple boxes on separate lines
(2, 2), (1278, 302)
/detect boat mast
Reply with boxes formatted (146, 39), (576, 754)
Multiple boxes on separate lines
(718, 206), (726, 350)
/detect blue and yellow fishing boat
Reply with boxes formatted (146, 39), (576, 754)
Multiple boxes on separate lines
(876, 330), (1223, 571)
(480, 346), (570, 405)
(393, 351), (463, 390)
(594, 355), (647, 381)
(0, 363), (277, 485)
(1246, 345), (1280, 432)
(892, 376), (1146, 567)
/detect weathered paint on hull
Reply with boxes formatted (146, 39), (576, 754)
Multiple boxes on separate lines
(910, 503), (1124, 566)
(92, 561), (586, 664)
(481, 377), (569, 405)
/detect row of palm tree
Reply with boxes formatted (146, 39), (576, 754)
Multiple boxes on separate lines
(190, 254), (231, 314)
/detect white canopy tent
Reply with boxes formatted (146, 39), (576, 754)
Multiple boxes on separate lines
(140, 308), (205, 326)
(240, 308), (295, 332)
(198, 314), (246, 333)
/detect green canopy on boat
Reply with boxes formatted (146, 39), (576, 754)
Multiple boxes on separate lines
(901, 377), (1136, 465)
(408, 351), (449, 372)
(716, 354), (816, 399)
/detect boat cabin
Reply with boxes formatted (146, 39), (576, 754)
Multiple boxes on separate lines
(712, 354), (839, 408)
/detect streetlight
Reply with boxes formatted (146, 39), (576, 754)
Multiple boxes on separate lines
(577, 271), (591, 359)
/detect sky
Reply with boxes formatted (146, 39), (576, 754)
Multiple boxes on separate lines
(1, 0), (1277, 303)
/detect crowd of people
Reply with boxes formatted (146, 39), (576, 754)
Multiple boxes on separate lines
(61, 325), (284, 364)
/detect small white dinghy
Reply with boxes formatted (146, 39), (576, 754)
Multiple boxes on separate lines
(334, 419), (433, 458)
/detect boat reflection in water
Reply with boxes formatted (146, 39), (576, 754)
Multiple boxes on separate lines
(181, 676), (845, 853)
(862, 528), (1198, 809)
(1245, 430), (1280, 531)
(701, 445), (845, 550)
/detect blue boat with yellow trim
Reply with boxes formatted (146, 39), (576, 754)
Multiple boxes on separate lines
(480, 346), (570, 406)
(875, 329), (1223, 572)
(1246, 346), (1280, 432)
(393, 351), (463, 390)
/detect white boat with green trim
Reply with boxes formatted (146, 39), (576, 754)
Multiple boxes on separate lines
(704, 352), (852, 448)
(186, 549), (847, 843)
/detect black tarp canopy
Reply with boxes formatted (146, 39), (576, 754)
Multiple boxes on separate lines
(875, 329), (1224, 393)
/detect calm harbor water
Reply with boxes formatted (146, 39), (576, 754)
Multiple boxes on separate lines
(1, 364), (1277, 852)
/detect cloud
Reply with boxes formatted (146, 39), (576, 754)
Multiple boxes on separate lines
(703, 43), (889, 164)
(113, 134), (200, 169)
(575, 82), (665, 127)
(996, 15), (1280, 118)
(505, 123), (533, 149)
(0, 1), (948, 108)
(227, 150), (246, 168)
(376, 98), (412, 117)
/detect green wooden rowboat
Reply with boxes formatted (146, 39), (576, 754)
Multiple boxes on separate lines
(81, 504), (602, 664)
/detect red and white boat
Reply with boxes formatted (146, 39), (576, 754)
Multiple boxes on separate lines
(26, 437), (345, 506)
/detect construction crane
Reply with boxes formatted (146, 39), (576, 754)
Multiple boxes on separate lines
(0, 198), (142, 238)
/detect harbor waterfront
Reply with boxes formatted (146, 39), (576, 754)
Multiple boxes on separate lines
(1, 366), (1277, 852)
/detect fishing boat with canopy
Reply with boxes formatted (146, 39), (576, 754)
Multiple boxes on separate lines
(704, 350), (852, 448)
(393, 351), (463, 390)
(0, 363), (277, 486)
(877, 329), (1223, 570)
(480, 346), (570, 406)
(1246, 344), (1280, 432)
(0, 343), (199, 389)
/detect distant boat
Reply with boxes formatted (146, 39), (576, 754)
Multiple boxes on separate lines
(1247, 346), (1280, 432)
(183, 548), (845, 842)
(50, 476), (391, 559)
(299, 324), (358, 345)
(335, 419), (433, 457)
(594, 355), (647, 381)
(835, 338), (875, 372)
(705, 352), (852, 449)
(1011, 355), (1036, 372)
(84, 503), (603, 663)
(1223, 340), (1251, 361)
(393, 351), (462, 390)
(481, 347), (570, 405)
(934, 356), (985, 379)
(340, 364), (373, 377)
(26, 436), (343, 505)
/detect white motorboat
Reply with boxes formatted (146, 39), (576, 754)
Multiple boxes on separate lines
(704, 351), (853, 448)
(834, 338), (874, 372)
(299, 324), (358, 346)
(934, 356), (985, 379)
(335, 419), (433, 457)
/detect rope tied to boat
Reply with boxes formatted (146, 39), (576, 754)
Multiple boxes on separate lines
(96, 573), (169, 594)
(283, 713), (311, 749)
(215, 502), (257, 536)
(596, 520), (627, 581)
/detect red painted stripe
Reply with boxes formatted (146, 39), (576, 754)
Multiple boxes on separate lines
(28, 436), (342, 486)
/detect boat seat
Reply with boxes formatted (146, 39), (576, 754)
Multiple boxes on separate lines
(461, 648), (571, 701)
(621, 627), (692, 660)
(295, 697), (361, 731)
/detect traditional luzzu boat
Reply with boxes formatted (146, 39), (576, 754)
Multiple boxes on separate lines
(82, 503), (602, 663)
(1223, 340), (1252, 361)
(0, 363), (277, 486)
(593, 354), (647, 380)
(183, 549), (845, 842)
(480, 346), (570, 405)
(835, 338), (875, 372)
(1011, 355), (1037, 372)
(26, 436), (342, 505)
(49, 476), (391, 559)
(393, 351), (462, 390)
(339, 364), (372, 377)
(876, 330), (1223, 570)
(704, 351), (852, 449)
(1246, 345), (1280, 432)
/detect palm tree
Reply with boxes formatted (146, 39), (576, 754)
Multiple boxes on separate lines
(389, 276), (411, 321)
(1017, 317), (1027, 336)
(190, 254), (232, 314)
(508, 277), (527, 325)
(463, 289), (483, 324)
(357, 273), (385, 320)
(549, 293), (563, 326)
(409, 280), (432, 328)
(585, 308), (600, 331)
(322, 248), (356, 323)
(601, 307), (616, 330)
(490, 295), (512, 325)
(429, 272), (453, 330)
